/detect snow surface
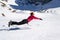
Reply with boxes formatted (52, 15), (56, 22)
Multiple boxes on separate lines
(0, 0), (60, 40)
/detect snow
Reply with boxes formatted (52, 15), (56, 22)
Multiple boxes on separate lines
(0, 0), (60, 40)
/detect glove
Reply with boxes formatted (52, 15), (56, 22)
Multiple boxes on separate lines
(40, 18), (43, 20)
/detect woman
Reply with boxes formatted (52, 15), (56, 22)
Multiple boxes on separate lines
(8, 12), (43, 27)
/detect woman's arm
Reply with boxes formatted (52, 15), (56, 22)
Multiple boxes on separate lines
(33, 16), (43, 20)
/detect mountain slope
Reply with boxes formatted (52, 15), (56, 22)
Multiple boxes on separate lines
(0, 0), (60, 40)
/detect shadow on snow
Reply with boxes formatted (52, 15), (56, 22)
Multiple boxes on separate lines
(0, 27), (30, 31)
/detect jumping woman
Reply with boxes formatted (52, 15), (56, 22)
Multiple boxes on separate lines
(8, 12), (43, 27)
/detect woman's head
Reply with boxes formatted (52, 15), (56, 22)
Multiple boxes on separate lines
(30, 12), (34, 16)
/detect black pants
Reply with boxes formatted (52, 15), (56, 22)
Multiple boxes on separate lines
(11, 19), (28, 25)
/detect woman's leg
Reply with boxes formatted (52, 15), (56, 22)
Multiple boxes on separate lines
(8, 19), (28, 27)
(11, 19), (28, 25)
(18, 19), (28, 25)
(8, 21), (19, 27)
(11, 21), (19, 25)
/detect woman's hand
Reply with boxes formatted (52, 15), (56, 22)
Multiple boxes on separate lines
(40, 18), (43, 20)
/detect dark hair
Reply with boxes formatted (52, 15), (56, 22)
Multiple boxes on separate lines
(30, 12), (34, 15)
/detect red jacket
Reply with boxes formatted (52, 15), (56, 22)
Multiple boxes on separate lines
(27, 15), (41, 22)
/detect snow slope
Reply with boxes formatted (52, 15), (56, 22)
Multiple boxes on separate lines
(0, 0), (60, 40)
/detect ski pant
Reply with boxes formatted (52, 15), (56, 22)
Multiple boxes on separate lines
(11, 19), (28, 25)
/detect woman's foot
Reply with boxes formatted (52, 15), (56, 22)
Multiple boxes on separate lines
(8, 21), (12, 27)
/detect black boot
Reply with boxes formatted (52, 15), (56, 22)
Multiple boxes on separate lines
(8, 21), (12, 27)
